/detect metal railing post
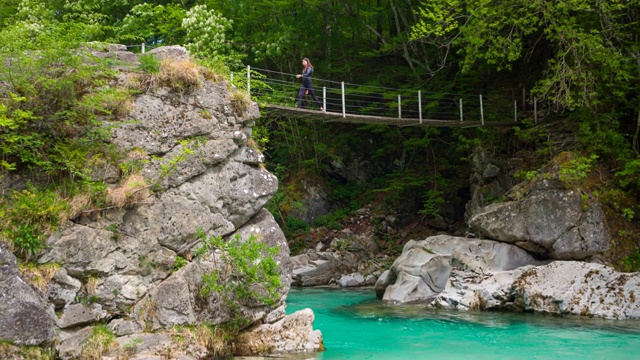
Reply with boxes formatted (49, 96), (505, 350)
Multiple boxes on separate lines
(479, 95), (484, 126)
(247, 65), (251, 96)
(323, 86), (326, 111)
(398, 95), (402, 119)
(459, 98), (463, 122)
(514, 100), (517, 122)
(341, 82), (346, 118)
(230, 72), (234, 83)
(141, 43), (145, 53)
(418, 91), (422, 124)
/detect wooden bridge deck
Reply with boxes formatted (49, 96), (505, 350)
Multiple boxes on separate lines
(263, 104), (514, 128)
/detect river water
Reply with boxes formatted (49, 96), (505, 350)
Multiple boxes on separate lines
(279, 287), (640, 360)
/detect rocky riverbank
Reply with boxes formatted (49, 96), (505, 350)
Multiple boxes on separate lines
(290, 152), (640, 320)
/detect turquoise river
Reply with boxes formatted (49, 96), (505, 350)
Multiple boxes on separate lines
(271, 287), (640, 360)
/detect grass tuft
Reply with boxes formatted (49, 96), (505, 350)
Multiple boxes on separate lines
(107, 174), (149, 208)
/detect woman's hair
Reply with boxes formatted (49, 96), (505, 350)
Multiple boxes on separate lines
(302, 57), (313, 71)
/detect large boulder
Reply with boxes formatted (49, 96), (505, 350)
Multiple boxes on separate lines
(378, 235), (541, 310)
(390, 237), (640, 319)
(513, 261), (640, 319)
(469, 179), (610, 260)
(0, 241), (57, 345)
(375, 240), (452, 304)
(420, 234), (541, 271)
(467, 152), (612, 261)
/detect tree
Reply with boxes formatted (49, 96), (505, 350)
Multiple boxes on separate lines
(411, 0), (638, 113)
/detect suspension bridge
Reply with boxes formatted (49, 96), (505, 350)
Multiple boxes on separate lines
(235, 66), (540, 127)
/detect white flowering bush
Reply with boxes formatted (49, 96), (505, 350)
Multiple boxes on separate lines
(182, 5), (233, 61)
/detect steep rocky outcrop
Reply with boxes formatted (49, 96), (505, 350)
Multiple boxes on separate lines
(0, 45), (322, 358)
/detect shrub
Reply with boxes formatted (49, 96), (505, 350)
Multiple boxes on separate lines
(1, 186), (69, 260)
(138, 53), (160, 74)
(194, 230), (282, 308)
(171, 256), (188, 272)
(285, 216), (310, 233)
(0, 26), (118, 178)
(557, 153), (598, 189)
(617, 248), (640, 273)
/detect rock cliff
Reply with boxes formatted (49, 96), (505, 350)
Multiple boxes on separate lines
(0, 45), (322, 358)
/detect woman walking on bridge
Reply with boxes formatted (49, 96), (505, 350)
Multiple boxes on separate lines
(296, 57), (323, 111)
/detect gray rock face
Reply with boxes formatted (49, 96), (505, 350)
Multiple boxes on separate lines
(45, 268), (82, 310)
(58, 303), (108, 329)
(0, 45), (319, 358)
(469, 181), (610, 260)
(465, 146), (515, 222)
(289, 181), (330, 226)
(0, 241), (57, 345)
(418, 235), (541, 271)
(133, 209), (293, 332)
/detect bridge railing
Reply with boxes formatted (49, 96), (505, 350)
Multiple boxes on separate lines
(231, 65), (543, 125)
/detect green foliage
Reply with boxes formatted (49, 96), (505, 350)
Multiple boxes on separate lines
(105, 224), (121, 241)
(622, 208), (635, 222)
(418, 189), (445, 217)
(576, 112), (631, 159)
(138, 53), (160, 74)
(0, 185), (69, 260)
(195, 230), (282, 309)
(171, 255), (188, 272)
(284, 216), (310, 233)
(117, 3), (186, 46)
(616, 157), (640, 190)
(0, 18), (121, 178)
(182, 5), (237, 63)
(558, 154), (597, 189)
(314, 209), (351, 230)
(515, 169), (540, 182)
(617, 248), (640, 273)
(412, 0), (637, 113)
(152, 140), (196, 190)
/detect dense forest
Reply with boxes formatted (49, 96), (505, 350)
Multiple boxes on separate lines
(0, 1), (639, 267)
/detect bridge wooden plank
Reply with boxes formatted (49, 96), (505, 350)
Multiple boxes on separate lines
(262, 104), (514, 128)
